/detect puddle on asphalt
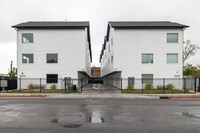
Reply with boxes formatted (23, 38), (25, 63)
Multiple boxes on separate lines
(89, 112), (104, 123)
(50, 105), (122, 127)
(51, 119), (58, 123)
(79, 105), (122, 123)
(0, 104), (22, 122)
(182, 112), (200, 119)
(79, 104), (86, 107)
(1, 104), (21, 111)
(63, 124), (82, 128)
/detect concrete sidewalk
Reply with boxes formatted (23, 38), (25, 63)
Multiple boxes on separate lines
(0, 93), (156, 99)
(0, 93), (200, 99)
(47, 93), (159, 99)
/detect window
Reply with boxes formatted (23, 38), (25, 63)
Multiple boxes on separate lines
(128, 77), (135, 85)
(167, 54), (178, 63)
(22, 33), (33, 43)
(111, 56), (113, 64)
(111, 38), (113, 45)
(142, 74), (153, 84)
(47, 54), (58, 63)
(108, 44), (110, 52)
(167, 33), (178, 43)
(22, 54), (33, 63)
(47, 74), (58, 83)
(142, 54), (153, 63)
(91, 70), (96, 76)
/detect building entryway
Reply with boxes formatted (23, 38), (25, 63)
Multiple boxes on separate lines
(82, 78), (121, 93)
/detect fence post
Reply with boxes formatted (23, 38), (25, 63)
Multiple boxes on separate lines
(121, 78), (122, 93)
(20, 78), (22, 93)
(101, 83), (102, 93)
(163, 78), (165, 94)
(60, 78), (62, 93)
(195, 77), (197, 93)
(0, 78), (1, 93)
(40, 78), (41, 93)
(198, 78), (200, 93)
(81, 78), (83, 93)
(0, 77), (1, 92)
(197, 77), (200, 93)
(64, 77), (66, 90)
(199, 78), (200, 88)
(184, 78), (186, 93)
(142, 82), (144, 94)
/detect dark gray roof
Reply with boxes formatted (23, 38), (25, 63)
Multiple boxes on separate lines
(12, 21), (92, 62)
(12, 21), (89, 29)
(109, 21), (189, 29)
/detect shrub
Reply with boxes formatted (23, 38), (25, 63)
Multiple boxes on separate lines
(28, 83), (34, 90)
(127, 84), (134, 90)
(145, 83), (154, 90)
(166, 84), (174, 90)
(67, 84), (73, 90)
(184, 89), (189, 93)
(50, 84), (57, 90)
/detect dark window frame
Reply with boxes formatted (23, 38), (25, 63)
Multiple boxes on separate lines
(166, 53), (178, 63)
(22, 33), (33, 43)
(46, 53), (58, 63)
(142, 74), (153, 84)
(167, 33), (178, 43)
(91, 70), (96, 76)
(22, 54), (34, 64)
(47, 74), (58, 83)
(142, 54), (153, 64)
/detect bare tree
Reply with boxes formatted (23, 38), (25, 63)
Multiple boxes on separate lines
(183, 40), (200, 63)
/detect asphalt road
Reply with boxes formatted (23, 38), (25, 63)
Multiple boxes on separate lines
(0, 98), (200, 133)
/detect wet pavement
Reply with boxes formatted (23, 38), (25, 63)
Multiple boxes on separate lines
(0, 98), (200, 133)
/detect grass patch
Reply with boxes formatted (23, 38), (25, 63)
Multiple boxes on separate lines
(4, 89), (80, 93)
(122, 89), (190, 94)
(63, 89), (80, 93)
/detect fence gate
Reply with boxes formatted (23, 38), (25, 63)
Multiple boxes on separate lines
(84, 78), (103, 93)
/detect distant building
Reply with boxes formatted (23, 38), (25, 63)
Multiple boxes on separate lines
(91, 67), (101, 77)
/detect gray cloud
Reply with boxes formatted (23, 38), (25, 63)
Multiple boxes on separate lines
(0, 0), (200, 73)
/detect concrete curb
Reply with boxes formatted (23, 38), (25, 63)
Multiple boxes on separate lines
(0, 95), (46, 98)
(0, 93), (158, 99)
(169, 95), (200, 99)
(147, 94), (200, 99)
(47, 95), (159, 99)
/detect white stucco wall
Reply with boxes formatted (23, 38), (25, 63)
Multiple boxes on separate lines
(101, 28), (185, 89)
(101, 27), (115, 77)
(85, 28), (91, 76)
(17, 28), (91, 89)
(114, 29), (183, 79)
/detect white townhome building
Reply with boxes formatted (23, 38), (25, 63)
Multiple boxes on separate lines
(12, 21), (92, 89)
(100, 21), (189, 89)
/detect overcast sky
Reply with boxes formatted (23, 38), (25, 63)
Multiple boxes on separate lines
(0, 0), (200, 74)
